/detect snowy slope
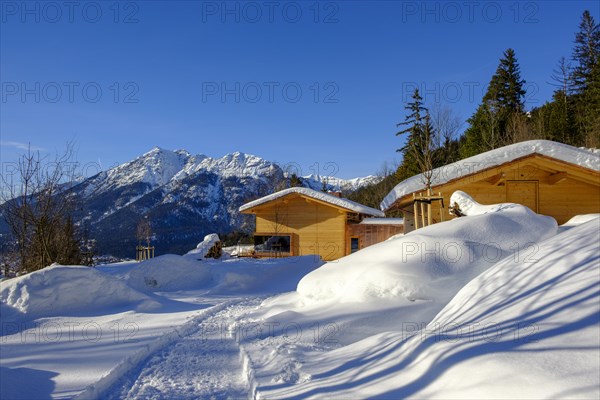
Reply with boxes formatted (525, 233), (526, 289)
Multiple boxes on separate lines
(381, 140), (600, 210)
(254, 216), (599, 399)
(80, 147), (193, 196)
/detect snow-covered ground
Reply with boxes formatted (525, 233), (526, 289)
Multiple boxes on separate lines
(245, 209), (599, 399)
(1, 195), (598, 399)
(0, 256), (322, 399)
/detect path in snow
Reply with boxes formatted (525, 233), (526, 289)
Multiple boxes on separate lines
(106, 298), (262, 400)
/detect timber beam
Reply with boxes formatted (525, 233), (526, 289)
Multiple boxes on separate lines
(547, 171), (567, 185)
(485, 172), (505, 185)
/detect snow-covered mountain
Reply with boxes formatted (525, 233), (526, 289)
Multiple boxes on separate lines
(61, 148), (377, 257)
(301, 174), (382, 192)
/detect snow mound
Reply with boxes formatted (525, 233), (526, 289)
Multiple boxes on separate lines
(450, 190), (521, 215)
(297, 193), (557, 303)
(209, 256), (324, 295)
(254, 219), (599, 400)
(393, 217), (600, 398)
(0, 265), (157, 321)
(559, 213), (600, 231)
(184, 233), (220, 259)
(127, 254), (323, 295)
(128, 254), (213, 291)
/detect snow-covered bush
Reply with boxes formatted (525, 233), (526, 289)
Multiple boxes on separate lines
(184, 234), (222, 259)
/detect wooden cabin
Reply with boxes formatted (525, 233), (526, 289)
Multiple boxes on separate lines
(240, 187), (403, 261)
(347, 218), (404, 254)
(381, 140), (600, 232)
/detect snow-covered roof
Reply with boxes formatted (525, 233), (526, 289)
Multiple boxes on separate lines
(359, 218), (404, 226)
(239, 187), (385, 217)
(381, 140), (600, 210)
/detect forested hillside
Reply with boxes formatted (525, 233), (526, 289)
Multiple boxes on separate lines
(349, 10), (599, 210)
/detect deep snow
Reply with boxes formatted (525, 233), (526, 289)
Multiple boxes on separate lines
(0, 255), (322, 399)
(0, 265), (159, 322)
(250, 216), (600, 399)
(1, 198), (598, 399)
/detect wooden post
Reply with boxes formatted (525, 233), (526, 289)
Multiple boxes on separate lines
(413, 193), (419, 229)
(427, 201), (432, 226)
(439, 192), (445, 222)
(420, 194), (426, 228)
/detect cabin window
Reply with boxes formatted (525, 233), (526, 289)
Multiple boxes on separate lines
(254, 235), (291, 254)
(350, 237), (360, 253)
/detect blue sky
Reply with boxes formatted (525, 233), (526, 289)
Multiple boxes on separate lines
(1, 1), (598, 179)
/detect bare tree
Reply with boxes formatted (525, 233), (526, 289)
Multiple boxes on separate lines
(0, 144), (81, 273)
(136, 216), (152, 247)
(430, 103), (463, 164)
(481, 99), (504, 149)
(430, 103), (462, 149)
(507, 112), (537, 143)
(549, 57), (574, 98)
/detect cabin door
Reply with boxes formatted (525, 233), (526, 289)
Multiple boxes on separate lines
(506, 181), (538, 212)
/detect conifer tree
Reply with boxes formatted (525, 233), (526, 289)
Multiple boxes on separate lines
(289, 173), (303, 187)
(461, 49), (527, 157)
(486, 48), (527, 114)
(571, 11), (600, 146)
(396, 88), (426, 179)
(396, 89), (437, 189)
(572, 11), (600, 94)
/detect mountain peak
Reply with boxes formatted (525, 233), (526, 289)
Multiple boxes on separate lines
(145, 146), (165, 155)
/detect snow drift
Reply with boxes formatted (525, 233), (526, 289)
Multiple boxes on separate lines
(127, 254), (324, 295)
(449, 190), (523, 216)
(128, 254), (213, 291)
(0, 265), (158, 321)
(262, 216), (599, 399)
(208, 256), (324, 295)
(297, 192), (557, 303)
